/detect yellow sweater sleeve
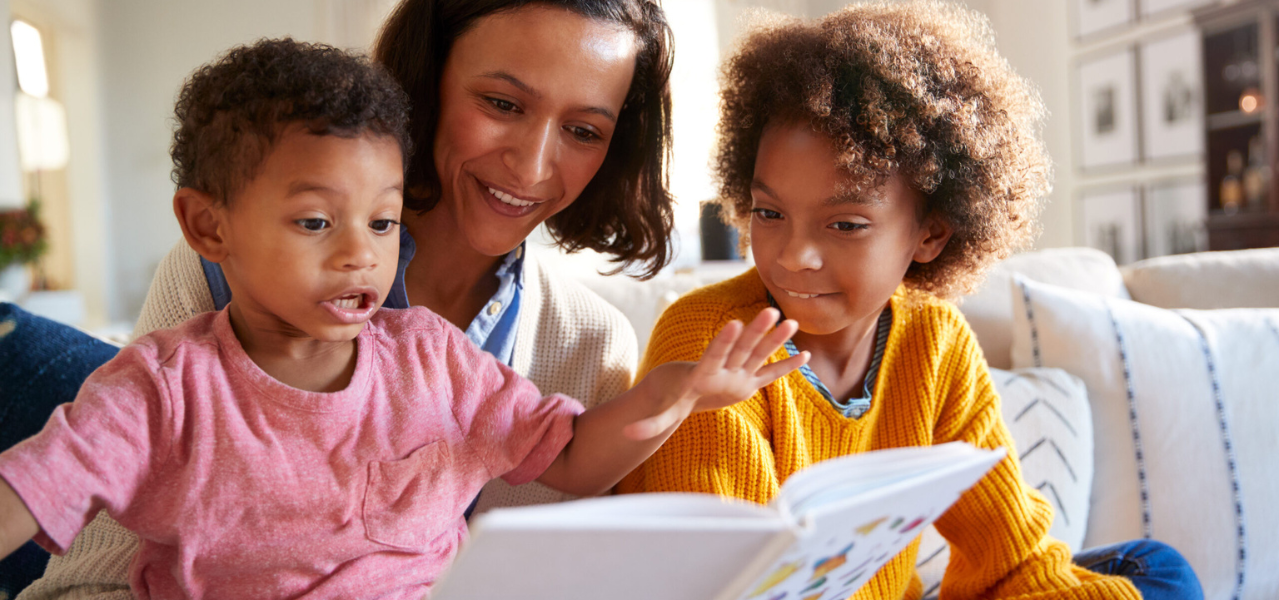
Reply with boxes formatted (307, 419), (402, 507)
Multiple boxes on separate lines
(928, 308), (1141, 600)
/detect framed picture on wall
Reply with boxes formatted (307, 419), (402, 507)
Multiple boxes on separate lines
(1140, 30), (1204, 161)
(1076, 48), (1139, 170)
(1144, 180), (1208, 257)
(1080, 186), (1144, 265)
(1074, 0), (1133, 39)
(1140, 0), (1215, 20)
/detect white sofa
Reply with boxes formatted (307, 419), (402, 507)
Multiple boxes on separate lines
(572, 246), (1279, 600)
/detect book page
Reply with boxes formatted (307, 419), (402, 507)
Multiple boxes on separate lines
(433, 494), (792, 600)
(725, 445), (1005, 600)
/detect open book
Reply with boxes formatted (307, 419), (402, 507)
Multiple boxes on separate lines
(433, 442), (1006, 600)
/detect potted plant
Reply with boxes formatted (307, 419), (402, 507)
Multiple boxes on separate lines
(0, 199), (48, 302)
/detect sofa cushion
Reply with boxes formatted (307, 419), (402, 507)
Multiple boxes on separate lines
(915, 367), (1093, 599)
(958, 248), (1129, 370)
(1009, 276), (1279, 600)
(1121, 247), (1279, 310)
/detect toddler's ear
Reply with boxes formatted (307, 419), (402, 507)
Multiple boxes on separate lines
(173, 188), (229, 263)
(911, 214), (953, 264)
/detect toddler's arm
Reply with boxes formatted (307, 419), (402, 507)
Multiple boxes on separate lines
(537, 308), (806, 496)
(0, 479), (38, 559)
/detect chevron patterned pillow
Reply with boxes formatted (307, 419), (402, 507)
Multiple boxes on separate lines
(914, 367), (1094, 600)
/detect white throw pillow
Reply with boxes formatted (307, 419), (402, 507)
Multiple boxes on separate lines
(915, 367), (1094, 599)
(1009, 276), (1279, 600)
(1122, 248), (1279, 310)
(958, 248), (1129, 370)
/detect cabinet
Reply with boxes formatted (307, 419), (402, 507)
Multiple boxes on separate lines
(1196, 0), (1279, 249)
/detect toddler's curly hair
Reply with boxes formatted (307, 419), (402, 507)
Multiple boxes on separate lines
(714, 0), (1051, 298)
(171, 38), (411, 204)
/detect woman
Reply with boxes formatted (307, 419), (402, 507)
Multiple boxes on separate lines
(13, 0), (674, 597)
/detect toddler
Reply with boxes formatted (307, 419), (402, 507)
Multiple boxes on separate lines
(0, 39), (805, 600)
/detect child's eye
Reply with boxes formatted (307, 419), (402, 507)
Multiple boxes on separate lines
(296, 218), (330, 232)
(486, 97), (519, 113)
(751, 208), (782, 220)
(370, 219), (399, 234)
(831, 221), (868, 232)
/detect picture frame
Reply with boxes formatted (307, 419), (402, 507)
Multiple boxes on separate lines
(1076, 48), (1140, 171)
(1139, 30), (1205, 162)
(1139, 0), (1216, 20)
(1080, 186), (1144, 265)
(1074, 0), (1133, 39)
(1143, 180), (1208, 258)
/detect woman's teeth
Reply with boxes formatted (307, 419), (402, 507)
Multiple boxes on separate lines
(786, 291), (820, 299)
(489, 187), (535, 207)
(332, 295), (362, 309)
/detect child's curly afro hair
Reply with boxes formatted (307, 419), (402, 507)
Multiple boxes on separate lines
(171, 38), (411, 204)
(714, 0), (1051, 299)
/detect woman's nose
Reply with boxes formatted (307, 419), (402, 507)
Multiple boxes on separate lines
(504, 119), (556, 187)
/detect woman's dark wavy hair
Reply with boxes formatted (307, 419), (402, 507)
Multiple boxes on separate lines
(171, 38), (411, 204)
(715, 1), (1051, 298)
(374, 0), (675, 278)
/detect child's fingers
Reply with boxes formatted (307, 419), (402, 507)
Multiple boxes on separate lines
(699, 319), (744, 372)
(755, 351), (810, 385)
(743, 318), (800, 374)
(723, 308), (779, 370)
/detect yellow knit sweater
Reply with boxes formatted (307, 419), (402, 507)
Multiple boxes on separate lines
(618, 270), (1140, 600)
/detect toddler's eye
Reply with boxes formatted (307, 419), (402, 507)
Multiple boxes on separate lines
(370, 219), (399, 234)
(832, 221), (868, 232)
(297, 218), (329, 232)
(751, 208), (782, 220)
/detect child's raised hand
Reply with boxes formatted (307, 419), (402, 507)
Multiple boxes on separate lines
(623, 308), (808, 440)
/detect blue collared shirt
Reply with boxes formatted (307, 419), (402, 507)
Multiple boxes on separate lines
(200, 227), (524, 365)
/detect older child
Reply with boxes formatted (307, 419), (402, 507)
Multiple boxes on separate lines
(0, 39), (805, 600)
(619, 3), (1202, 599)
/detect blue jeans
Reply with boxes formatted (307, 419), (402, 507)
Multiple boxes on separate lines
(1075, 539), (1204, 600)
(0, 303), (119, 595)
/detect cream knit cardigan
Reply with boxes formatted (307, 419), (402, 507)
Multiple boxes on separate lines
(19, 241), (638, 600)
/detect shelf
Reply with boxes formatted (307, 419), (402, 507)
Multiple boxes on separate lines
(1207, 110), (1265, 130)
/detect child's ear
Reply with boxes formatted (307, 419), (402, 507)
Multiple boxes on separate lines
(912, 213), (953, 264)
(173, 188), (229, 263)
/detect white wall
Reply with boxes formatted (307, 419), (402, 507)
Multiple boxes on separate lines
(96, 0), (328, 322)
(0, 0), (25, 208)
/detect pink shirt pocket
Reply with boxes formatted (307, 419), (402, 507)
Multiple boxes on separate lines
(362, 440), (466, 551)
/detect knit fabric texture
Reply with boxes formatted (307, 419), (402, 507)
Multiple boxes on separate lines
(617, 269), (1140, 600)
(20, 240), (637, 600)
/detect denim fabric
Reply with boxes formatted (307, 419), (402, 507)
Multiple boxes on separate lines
(1075, 539), (1204, 600)
(0, 303), (120, 596)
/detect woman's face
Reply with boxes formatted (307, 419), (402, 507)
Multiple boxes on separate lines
(433, 5), (639, 256)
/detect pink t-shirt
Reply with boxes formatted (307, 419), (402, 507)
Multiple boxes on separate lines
(0, 307), (582, 600)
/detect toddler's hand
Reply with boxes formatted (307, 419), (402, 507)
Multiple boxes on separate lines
(623, 308), (808, 440)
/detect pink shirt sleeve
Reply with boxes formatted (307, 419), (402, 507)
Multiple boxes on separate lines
(0, 342), (172, 554)
(438, 325), (582, 486)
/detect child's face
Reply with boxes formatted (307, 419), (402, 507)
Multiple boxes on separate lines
(749, 122), (949, 337)
(217, 127), (403, 343)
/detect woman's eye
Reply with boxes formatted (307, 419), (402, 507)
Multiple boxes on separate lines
(487, 97), (519, 113)
(567, 126), (600, 143)
(370, 219), (399, 234)
(832, 221), (868, 232)
(751, 208), (782, 220)
(297, 218), (329, 232)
